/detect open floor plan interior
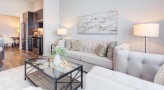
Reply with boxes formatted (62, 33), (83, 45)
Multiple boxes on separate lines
(0, 0), (164, 90)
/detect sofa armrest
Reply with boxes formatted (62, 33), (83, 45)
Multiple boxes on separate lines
(114, 43), (130, 51)
(51, 44), (57, 55)
(113, 43), (130, 58)
(113, 43), (130, 69)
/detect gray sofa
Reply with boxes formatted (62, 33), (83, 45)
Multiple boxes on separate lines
(85, 51), (164, 90)
(52, 40), (130, 72)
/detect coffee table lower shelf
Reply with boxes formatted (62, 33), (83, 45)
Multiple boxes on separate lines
(27, 71), (81, 90)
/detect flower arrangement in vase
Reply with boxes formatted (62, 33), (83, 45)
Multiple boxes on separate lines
(51, 46), (68, 66)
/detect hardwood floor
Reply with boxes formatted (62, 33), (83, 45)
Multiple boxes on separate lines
(0, 47), (39, 72)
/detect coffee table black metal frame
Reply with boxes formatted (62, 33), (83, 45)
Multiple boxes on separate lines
(24, 58), (83, 90)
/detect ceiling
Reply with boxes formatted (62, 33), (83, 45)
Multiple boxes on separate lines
(25, 0), (35, 3)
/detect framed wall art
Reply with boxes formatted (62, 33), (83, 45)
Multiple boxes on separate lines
(78, 11), (118, 34)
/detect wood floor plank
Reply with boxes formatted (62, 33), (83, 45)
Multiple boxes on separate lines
(0, 47), (39, 72)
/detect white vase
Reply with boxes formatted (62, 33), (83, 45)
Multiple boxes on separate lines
(53, 54), (61, 66)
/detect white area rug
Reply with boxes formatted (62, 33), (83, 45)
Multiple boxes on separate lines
(0, 66), (85, 90)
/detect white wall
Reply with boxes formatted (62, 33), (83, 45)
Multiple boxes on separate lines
(33, 0), (43, 12)
(59, 0), (164, 54)
(0, 0), (33, 49)
(0, 0), (33, 17)
(43, 0), (59, 55)
(0, 15), (20, 37)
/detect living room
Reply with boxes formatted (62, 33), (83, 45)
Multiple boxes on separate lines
(0, 0), (164, 90)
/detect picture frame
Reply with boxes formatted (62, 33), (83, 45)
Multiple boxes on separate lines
(78, 11), (118, 35)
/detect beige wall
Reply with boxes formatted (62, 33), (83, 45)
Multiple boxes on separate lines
(0, 14), (20, 37)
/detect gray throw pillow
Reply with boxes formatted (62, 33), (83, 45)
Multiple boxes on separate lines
(65, 39), (71, 50)
(154, 64), (164, 86)
(107, 41), (117, 60)
(71, 40), (83, 51)
(96, 43), (108, 57)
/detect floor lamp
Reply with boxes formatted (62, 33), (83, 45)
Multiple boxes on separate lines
(134, 23), (159, 53)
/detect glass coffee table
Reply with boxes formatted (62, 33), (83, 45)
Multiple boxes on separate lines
(25, 57), (83, 90)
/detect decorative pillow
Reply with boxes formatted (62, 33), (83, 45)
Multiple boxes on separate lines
(154, 64), (164, 86)
(71, 40), (83, 51)
(107, 41), (117, 60)
(65, 39), (72, 50)
(96, 43), (108, 57)
(57, 40), (65, 47)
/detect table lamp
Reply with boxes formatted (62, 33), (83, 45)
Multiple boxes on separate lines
(17, 29), (20, 37)
(134, 23), (159, 53)
(57, 28), (67, 40)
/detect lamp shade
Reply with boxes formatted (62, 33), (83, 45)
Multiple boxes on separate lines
(57, 28), (67, 35)
(17, 29), (20, 33)
(134, 23), (159, 37)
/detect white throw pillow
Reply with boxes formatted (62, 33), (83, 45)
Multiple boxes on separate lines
(23, 86), (43, 90)
(57, 40), (65, 48)
(154, 64), (164, 86)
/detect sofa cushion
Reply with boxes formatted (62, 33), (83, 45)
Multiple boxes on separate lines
(67, 50), (81, 60)
(71, 40), (83, 51)
(67, 50), (113, 69)
(87, 66), (164, 90)
(86, 73), (135, 90)
(154, 64), (164, 86)
(90, 66), (142, 90)
(80, 52), (113, 69)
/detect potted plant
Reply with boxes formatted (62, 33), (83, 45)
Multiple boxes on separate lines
(52, 46), (68, 66)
